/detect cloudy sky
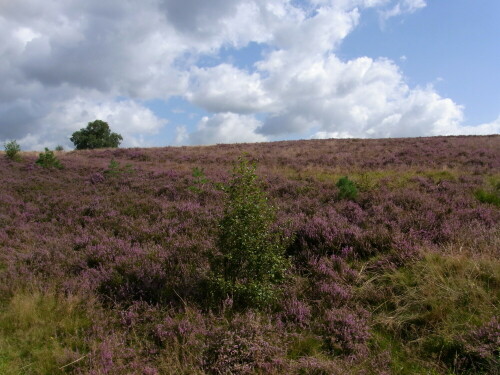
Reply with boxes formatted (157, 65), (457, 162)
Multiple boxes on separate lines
(1, 0), (499, 150)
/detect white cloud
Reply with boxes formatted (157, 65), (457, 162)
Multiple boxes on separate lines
(380, 0), (426, 22)
(0, 0), (496, 150)
(16, 97), (167, 150)
(184, 113), (267, 145)
(187, 64), (274, 114)
(433, 116), (500, 136)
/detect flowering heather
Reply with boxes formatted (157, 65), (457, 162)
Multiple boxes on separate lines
(0, 135), (499, 374)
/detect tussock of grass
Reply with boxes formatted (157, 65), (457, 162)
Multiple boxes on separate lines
(0, 290), (91, 375)
(363, 252), (500, 373)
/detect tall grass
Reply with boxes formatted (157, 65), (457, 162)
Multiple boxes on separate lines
(363, 251), (500, 374)
(0, 289), (92, 375)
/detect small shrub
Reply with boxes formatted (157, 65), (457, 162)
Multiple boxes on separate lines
(89, 172), (105, 184)
(4, 140), (21, 161)
(36, 148), (63, 169)
(319, 308), (370, 357)
(55, 145), (64, 151)
(203, 313), (284, 374)
(336, 176), (358, 200)
(208, 156), (291, 309)
(188, 167), (209, 193)
(458, 317), (500, 373)
(104, 159), (133, 177)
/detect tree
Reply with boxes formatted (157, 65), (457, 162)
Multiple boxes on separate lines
(4, 140), (21, 161)
(209, 156), (290, 309)
(70, 120), (123, 150)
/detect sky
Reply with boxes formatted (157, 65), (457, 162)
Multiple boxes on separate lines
(1, 0), (499, 150)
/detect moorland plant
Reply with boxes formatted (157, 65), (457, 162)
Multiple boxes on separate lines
(3, 140), (21, 162)
(36, 148), (64, 169)
(208, 156), (290, 309)
(0, 135), (498, 374)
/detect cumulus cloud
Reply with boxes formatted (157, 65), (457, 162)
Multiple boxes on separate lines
(187, 64), (274, 114)
(13, 97), (166, 150)
(182, 113), (267, 145)
(0, 0), (496, 150)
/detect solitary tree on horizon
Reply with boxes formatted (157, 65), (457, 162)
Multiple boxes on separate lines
(70, 120), (123, 150)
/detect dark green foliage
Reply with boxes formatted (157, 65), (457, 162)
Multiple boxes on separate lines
(70, 120), (123, 150)
(36, 148), (63, 169)
(4, 140), (21, 161)
(55, 145), (64, 151)
(209, 156), (290, 309)
(336, 176), (358, 200)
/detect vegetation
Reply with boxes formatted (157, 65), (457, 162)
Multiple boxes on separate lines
(209, 156), (290, 309)
(70, 120), (123, 150)
(0, 135), (498, 374)
(0, 290), (92, 375)
(36, 148), (63, 169)
(3, 140), (21, 161)
(336, 176), (358, 200)
(104, 158), (133, 177)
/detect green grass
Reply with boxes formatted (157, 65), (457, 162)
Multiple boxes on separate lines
(0, 290), (92, 375)
(475, 189), (500, 207)
(284, 168), (460, 192)
(475, 173), (500, 206)
(287, 334), (325, 360)
(362, 252), (500, 373)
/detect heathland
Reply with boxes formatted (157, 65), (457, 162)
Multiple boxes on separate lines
(0, 136), (499, 374)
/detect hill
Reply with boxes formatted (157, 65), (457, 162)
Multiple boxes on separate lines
(0, 136), (499, 374)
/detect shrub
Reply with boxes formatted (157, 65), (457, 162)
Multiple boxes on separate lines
(188, 167), (209, 193)
(70, 120), (123, 150)
(336, 176), (358, 200)
(55, 145), (64, 151)
(203, 313), (284, 374)
(4, 140), (21, 161)
(319, 308), (370, 357)
(36, 148), (63, 169)
(208, 156), (290, 309)
(104, 159), (133, 177)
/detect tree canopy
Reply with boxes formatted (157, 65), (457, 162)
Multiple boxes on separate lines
(70, 120), (123, 150)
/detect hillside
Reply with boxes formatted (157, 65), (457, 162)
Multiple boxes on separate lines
(0, 135), (499, 374)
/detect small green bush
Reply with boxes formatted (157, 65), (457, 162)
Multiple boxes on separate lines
(36, 148), (63, 169)
(336, 176), (358, 200)
(188, 167), (209, 193)
(4, 140), (21, 162)
(103, 159), (133, 177)
(55, 145), (64, 151)
(208, 156), (290, 310)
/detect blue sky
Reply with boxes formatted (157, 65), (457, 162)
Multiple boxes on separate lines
(1, 0), (499, 150)
(340, 0), (500, 126)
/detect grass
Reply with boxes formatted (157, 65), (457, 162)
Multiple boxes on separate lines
(363, 251), (500, 373)
(474, 173), (500, 206)
(0, 289), (92, 375)
(282, 167), (461, 192)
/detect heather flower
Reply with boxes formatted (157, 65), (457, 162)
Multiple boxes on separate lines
(320, 308), (370, 358)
